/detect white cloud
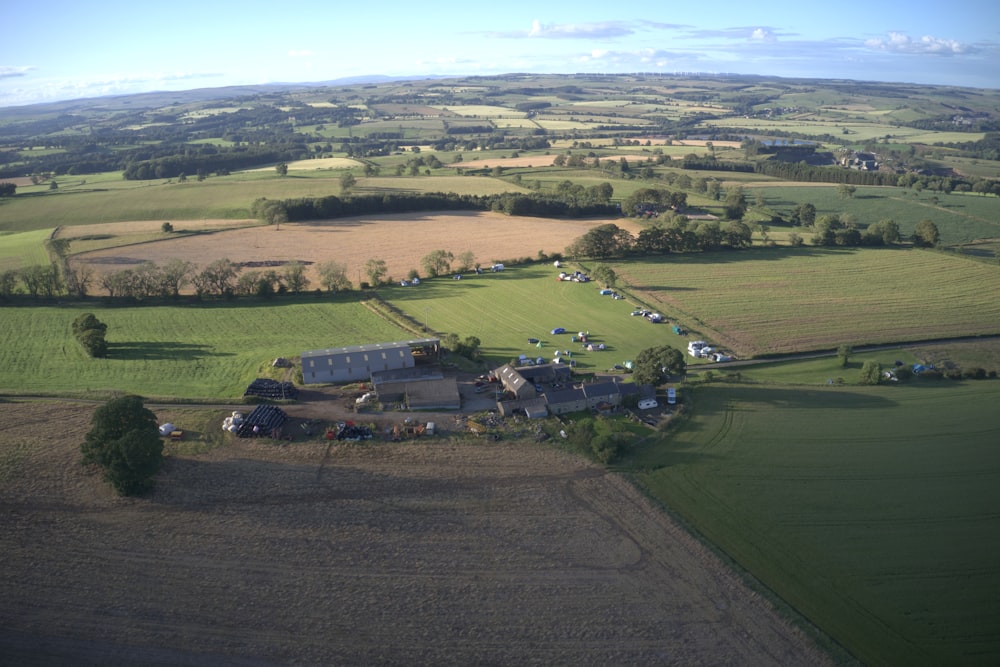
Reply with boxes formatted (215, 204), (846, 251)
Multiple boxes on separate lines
(865, 32), (977, 56)
(0, 65), (36, 79)
(525, 19), (633, 39)
(751, 28), (775, 42)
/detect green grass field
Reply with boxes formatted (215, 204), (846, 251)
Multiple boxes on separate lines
(746, 185), (1000, 245)
(629, 381), (1000, 666)
(381, 263), (689, 369)
(0, 172), (527, 231)
(614, 247), (1000, 357)
(700, 117), (986, 144)
(0, 298), (409, 400)
(0, 229), (53, 271)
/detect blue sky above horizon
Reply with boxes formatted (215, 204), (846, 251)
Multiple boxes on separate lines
(1, 0), (997, 108)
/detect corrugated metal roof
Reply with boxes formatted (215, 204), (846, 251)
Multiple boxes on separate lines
(302, 338), (439, 358)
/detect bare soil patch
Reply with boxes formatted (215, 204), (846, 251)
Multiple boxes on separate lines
(1, 176), (34, 187)
(0, 401), (830, 665)
(70, 211), (643, 290)
(57, 218), (251, 237)
(453, 155), (560, 169)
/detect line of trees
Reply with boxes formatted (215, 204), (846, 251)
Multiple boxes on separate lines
(123, 144), (307, 180)
(567, 218), (755, 258)
(255, 190), (618, 225)
(565, 214), (939, 259)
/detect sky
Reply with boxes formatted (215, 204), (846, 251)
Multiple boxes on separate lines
(1, 0), (998, 108)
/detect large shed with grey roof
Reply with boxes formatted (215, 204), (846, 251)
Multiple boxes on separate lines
(301, 338), (440, 385)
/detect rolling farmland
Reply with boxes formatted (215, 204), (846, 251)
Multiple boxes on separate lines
(630, 381), (1000, 666)
(2, 72), (1000, 665)
(0, 299), (409, 399)
(616, 247), (1000, 357)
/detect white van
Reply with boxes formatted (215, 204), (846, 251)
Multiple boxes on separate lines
(638, 398), (658, 410)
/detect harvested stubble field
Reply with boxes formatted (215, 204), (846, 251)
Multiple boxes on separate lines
(70, 211), (643, 291)
(0, 402), (830, 665)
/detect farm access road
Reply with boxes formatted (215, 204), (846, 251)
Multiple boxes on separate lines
(692, 334), (1000, 371)
(0, 401), (833, 665)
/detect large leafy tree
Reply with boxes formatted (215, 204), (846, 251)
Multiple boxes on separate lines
(72, 312), (108, 358)
(421, 249), (454, 278)
(81, 395), (163, 496)
(913, 219), (940, 247)
(364, 258), (388, 286)
(317, 261), (352, 292)
(723, 186), (747, 220)
(283, 261), (309, 293)
(632, 345), (685, 386)
(565, 223), (633, 258)
(193, 258), (239, 297)
(591, 263), (617, 288)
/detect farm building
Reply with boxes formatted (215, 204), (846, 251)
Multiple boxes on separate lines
(372, 367), (461, 410)
(545, 379), (643, 416)
(401, 378), (461, 410)
(496, 364), (537, 400)
(301, 338), (440, 385)
(497, 396), (548, 419)
(515, 363), (572, 385)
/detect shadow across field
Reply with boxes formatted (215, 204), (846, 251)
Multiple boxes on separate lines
(378, 280), (489, 303)
(622, 245), (870, 269)
(108, 341), (232, 361)
(692, 384), (899, 415)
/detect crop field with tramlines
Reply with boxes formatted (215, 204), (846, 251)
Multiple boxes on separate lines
(615, 246), (1000, 357)
(630, 380), (1000, 666)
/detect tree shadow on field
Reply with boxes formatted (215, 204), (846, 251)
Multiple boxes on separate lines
(619, 246), (862, 269)
(108, 341), (233, 361)
(625, 440), (722, 471)
(693, 384), (898, 416)
(379, 280), (488, 303)
(148, 455), (520, 535)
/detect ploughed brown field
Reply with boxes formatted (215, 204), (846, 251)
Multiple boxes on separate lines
(0, 402), (830, 665)
(69, 212), (644, 291)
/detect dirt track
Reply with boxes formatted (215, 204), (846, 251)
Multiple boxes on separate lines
(0, 402), (831, 665)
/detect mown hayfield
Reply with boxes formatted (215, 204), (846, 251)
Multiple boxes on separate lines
(615, 247), (1000, 357)
(745, 185), (1000, 245)
(382, 263), (689, 369)
(430, 105), (526, 118)
(248, 157), (363, 171)
(700, 117), (986, 144)
(0, 229), (52, 271)
(630, 381), (1000, 666)
(0, 172), (528, 231)
(0, 176), (334, 231)
(351, 175), (528, 196)
(0, 298), (408, 399)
